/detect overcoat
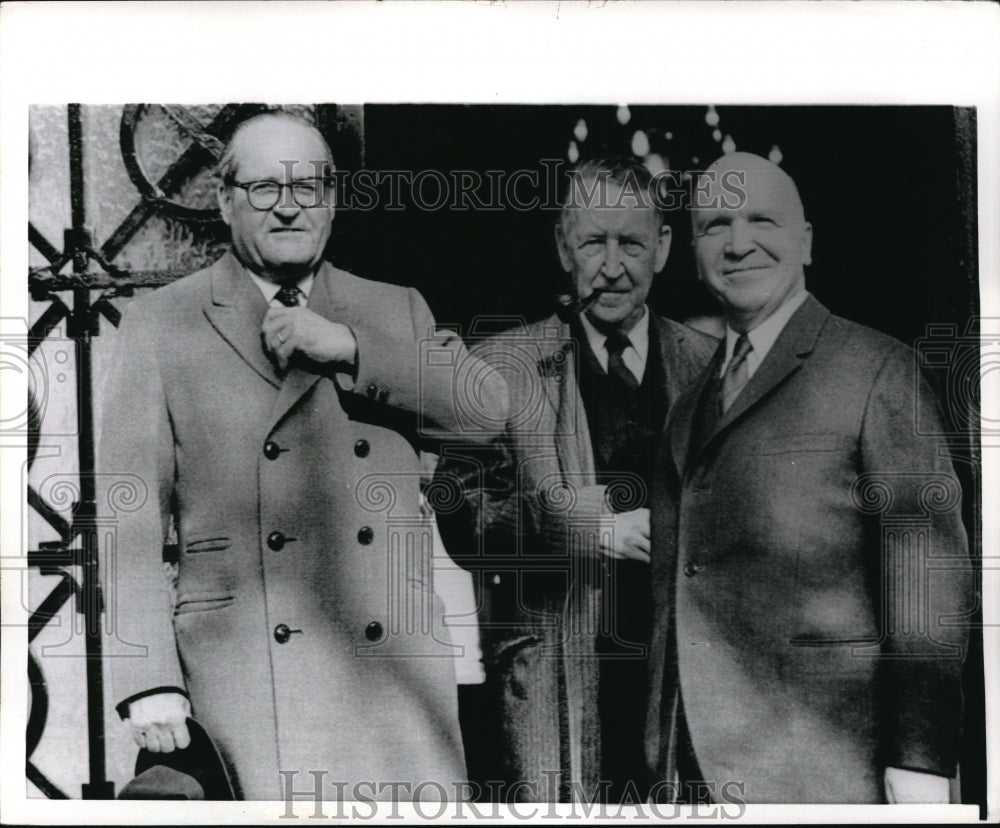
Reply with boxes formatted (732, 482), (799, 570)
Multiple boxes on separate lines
(435, 312), (716, 800)
(646, 296), (972, 803)
(99, 252), (507, 800)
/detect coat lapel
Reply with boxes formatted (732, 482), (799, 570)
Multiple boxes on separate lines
(693, 295), (830, 463)
(655, 316), (704, 408)
(266, 262), (350, 435)
(669, 340), (725, 478)
(534, 332), (566, 424)
(203, 253), (281, 389)
(537, 318), (595, 482)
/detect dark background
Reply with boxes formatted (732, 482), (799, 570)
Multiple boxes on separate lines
(331, 105), (978, 352)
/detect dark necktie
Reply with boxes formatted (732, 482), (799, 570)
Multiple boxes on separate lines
(720, 333), (752, 413)
(605, 330), (639, 391)
(274, 285), (302, 307)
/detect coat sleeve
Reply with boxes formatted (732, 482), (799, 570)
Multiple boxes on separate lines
(433, 429), (531, 568)
(97, 298), (186, 711)
(433, 337), (609, 572)
(858, 343), (973, 777)
(345, 286), (508, 442)
(434, 438), (612, 571)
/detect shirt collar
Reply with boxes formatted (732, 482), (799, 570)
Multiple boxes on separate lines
(578, 304), (650, 370)
(246, 269), (314, 304)
(723, 289), (810, 372)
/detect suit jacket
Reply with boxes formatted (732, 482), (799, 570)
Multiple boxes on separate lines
(646, 296), (972, 803)
(435, 312), (717, 800)
(98, 252), (508, 800)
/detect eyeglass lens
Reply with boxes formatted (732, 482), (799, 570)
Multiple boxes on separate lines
(244, 180), (328, 210)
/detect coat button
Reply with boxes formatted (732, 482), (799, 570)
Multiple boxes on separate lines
(267, 531), (287, 551)
(366, 383), (378, 399)
(274, 623), (303, 644)
(683, 561), (702, 577)
(357, 526), (374, 545)
(354, 439), (370, 458)
(365, 621), (384, 642)
(263, 441), (282, 460)
(378, 389), (390, 403)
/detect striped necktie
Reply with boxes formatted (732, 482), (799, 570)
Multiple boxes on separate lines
(721, 333), (752, 413)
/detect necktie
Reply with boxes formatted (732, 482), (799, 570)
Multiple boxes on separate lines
(274, 285), (302, 307)
(720, 333), (752, 413)
(605, 330), (639, 390)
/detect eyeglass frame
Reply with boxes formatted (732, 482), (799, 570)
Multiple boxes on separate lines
(223, 176), (336, 211)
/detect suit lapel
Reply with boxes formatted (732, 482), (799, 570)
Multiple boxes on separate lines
(204, 253), (281, 389)
(536, 318), (595, 481)
(669, 340), (724, 477)
(535, 333), (566, 423)
(654, 316), (701, 408)
(693, 296), (830, 462)
(266, 262), (350, 435)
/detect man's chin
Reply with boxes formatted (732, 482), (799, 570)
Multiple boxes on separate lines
(585, 305), (633, 331)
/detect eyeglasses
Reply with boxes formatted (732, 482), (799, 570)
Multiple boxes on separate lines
(226, 178), (332, 211)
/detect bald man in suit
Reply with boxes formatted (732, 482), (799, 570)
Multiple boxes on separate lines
(646, 153), (972, 804)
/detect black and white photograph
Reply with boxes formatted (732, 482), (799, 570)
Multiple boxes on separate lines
(1, 1), (997, 823)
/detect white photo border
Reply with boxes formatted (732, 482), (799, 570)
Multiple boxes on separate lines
(1, 1), (997, 824)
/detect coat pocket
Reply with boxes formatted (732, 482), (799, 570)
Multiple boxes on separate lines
(174, 592), (235, 615)
(183, 536), (233, 554)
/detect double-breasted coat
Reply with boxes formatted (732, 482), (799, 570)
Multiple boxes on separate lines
(646, 296), (973, 803)
(99, 252), (507, 800)
(435, 313), (716, 800)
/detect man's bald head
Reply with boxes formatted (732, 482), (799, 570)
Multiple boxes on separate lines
(694, 151), (806, 228)
(691, 152), (813, 333)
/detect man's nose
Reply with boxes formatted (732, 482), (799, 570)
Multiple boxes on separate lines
(600, 241), (626, 279)
(273, 184), (303, 215)
(725, 219), (754, 257)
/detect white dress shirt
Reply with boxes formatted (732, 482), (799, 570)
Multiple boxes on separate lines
(719, 290), (810, 379)
(578, 304), (651, 383)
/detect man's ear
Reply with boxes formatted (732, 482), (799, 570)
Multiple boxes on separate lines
(655, 224), (672, 273)
(801, 222), (813, 266)
(217, 182), (233, 227)
(554, 220), (572, 273)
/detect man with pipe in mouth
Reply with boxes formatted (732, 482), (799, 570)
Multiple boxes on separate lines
(435, 156), (716, 802)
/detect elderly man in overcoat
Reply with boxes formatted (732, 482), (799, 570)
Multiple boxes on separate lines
(645, 152), (973, 804)
(98, 112), (508, 800)
(435, 157), (716, 802)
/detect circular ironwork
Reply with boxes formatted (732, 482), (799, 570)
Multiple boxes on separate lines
(120, 103), (228, 223)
